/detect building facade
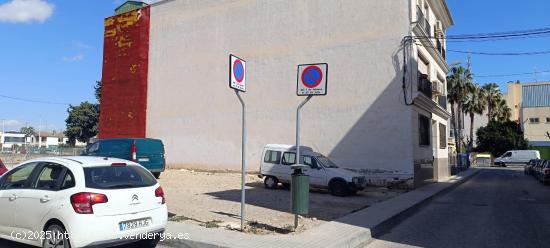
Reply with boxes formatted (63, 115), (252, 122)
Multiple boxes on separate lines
(0, 132), (27, 150)
(506, 81), (550, 158)
(100, 0), (454, 187)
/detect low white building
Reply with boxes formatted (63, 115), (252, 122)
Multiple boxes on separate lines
(37, 131), (67, 148)
(0, 132), (27, 150)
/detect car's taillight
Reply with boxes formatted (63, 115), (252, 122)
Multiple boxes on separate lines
(155, 186), (166, 204)
(131, 141), (137, 162)
(70, 192), (108, 214)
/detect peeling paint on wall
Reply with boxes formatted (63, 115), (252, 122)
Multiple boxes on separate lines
(99, 7), (150, 138)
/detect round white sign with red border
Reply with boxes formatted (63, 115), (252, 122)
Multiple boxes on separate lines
(297, 63), (328, 96)
(230, 54), (246, 92)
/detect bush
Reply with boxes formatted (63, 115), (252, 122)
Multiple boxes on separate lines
(475, 121), (529, 157)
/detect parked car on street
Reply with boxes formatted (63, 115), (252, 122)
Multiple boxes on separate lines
(524, 159), (541, 175)
(532, 160), (545, 178)
(494, 150), (540, 167)
(82, 138), (166, 178)
(0, 156), (167, 248)
(0, 159), (7, 176)
(259, 144), (367, 196)
(540, 160), (550, 185)
(533, 160), (550, 185)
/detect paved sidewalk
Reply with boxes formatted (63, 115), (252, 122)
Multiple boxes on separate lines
(161, 169), (480, 248)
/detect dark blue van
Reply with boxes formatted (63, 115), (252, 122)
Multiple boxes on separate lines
(83, 138), (166, 178)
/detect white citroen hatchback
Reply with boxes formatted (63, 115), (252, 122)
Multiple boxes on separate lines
(0, 156), (167, 248)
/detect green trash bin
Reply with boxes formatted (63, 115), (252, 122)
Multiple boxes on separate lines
(291, 173), (309, 215)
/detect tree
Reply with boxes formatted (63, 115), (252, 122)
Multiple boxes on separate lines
(494, 98), (511, 121)
(94, 81), (102, 103)
(475, 121), (529, 158)
(64, 102), (99, 145)
(482, 83), (501, 121)
(447, 64), (472, 160)
(20, 126), (36, 136)
(463, 83), (486, 152)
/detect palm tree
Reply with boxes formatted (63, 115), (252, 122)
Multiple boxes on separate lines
(495, 98), (511, 121)
(482, 83), (501, 121)
(447, 65), (473, 155)
(462, 83), (487, 151)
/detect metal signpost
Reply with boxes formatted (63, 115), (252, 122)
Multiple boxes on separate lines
(292, 63), (328, 229)
(229, 54), (247, 231)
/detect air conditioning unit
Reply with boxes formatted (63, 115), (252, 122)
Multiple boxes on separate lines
(432, 81), (444, 95)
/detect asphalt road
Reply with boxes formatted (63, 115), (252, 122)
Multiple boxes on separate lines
(368, 167), (550, 248)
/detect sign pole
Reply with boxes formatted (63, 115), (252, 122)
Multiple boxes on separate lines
(235, 89), (246, 231)
(229, 54), (247, 231)
(294, 95), (312, 229)
(292, 62), (327, 230)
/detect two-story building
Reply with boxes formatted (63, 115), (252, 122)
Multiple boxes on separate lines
(99, 0), (454, 187)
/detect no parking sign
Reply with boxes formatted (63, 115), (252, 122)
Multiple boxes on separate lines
(297, 63), (328, 96)
(229, 54), (246, 92)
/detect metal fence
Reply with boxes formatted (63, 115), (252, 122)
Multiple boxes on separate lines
(0, 147), (85, 167)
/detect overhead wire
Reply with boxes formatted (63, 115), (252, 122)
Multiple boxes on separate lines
(0, 94), (72, 106)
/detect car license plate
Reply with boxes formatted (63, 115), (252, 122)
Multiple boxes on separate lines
(138, 157), (150, 162)
(119, 218), (151, 231)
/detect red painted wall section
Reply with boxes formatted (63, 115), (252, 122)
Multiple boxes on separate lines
(99, 7), (150, 138)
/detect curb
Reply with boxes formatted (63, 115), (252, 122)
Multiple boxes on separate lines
(161, 169), (480, 248)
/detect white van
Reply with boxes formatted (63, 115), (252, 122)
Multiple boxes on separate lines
(494, 150), (541, 167)
(259, 144), (367, 196)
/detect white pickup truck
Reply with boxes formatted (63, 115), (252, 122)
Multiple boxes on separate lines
(259, 144), (366, 196)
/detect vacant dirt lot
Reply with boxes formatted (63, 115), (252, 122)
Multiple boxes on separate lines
(159, 169), (406, 234)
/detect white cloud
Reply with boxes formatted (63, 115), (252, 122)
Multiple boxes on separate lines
(0, 0), (54, 23)
(62, 54), (84, 62)
(2, 119), (21, 126)
(74, 41), (91, 49)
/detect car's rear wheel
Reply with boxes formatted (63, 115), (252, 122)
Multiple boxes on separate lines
(329, 180), (350, 197)
(153, 172), (161, 179)
(43, 224), (70, 248)
(264, 176), (279, 189)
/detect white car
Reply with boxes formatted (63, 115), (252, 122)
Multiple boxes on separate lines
(0, 156), (167, 248)
(259, 144), (367, 196)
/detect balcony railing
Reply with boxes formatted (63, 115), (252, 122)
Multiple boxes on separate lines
(416, 6), (431, 36)
(418, 74), (432, 98)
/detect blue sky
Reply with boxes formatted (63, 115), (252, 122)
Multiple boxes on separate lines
(446, 0), (550, 85)
(0, 0), (117, 132)
(0, 0), (549, 133)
